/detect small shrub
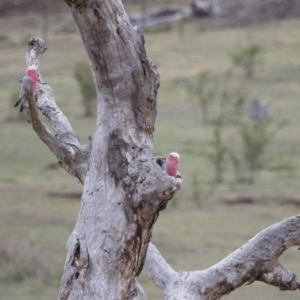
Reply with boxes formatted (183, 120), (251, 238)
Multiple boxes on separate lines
(190, 71), (247, 183)
(185, 70), (247, 126)
(228, 117), (285, 184)
(185, 71), (217, 125)
(230, 42), (264, 78)
(203, 119), (228, 183)
(186, 69), (284, 185)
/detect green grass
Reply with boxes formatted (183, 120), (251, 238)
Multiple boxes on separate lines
(0, 12), (300, 300)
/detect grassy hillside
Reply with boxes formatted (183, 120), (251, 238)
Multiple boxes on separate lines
(0, 12), (300, 300)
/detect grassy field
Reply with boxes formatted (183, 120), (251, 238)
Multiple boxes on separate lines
(1, 10), (300, 300)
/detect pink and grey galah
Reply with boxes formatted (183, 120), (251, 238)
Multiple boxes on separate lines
(162, 152), (180, 177)
(14, 65), (38, 112)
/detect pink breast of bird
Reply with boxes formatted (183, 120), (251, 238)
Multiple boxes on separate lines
(166, 157), (178, 176)
(26, 69), (38, 91)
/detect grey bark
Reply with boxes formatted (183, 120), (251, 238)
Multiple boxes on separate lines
(18, 0), (300, 299)
(22, 1), (182, 299)
(23, 37), (91, 184)
(58, 1), (182, 298)
(145, 216), (300, 300)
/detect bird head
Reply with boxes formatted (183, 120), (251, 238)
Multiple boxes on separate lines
(26, 65), (38, 71)
(168, 152), (180, 163)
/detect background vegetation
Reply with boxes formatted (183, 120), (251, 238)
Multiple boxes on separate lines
(1, 1), (300, 299)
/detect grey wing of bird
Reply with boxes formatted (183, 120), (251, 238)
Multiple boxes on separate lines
(14, 76), (31, 112)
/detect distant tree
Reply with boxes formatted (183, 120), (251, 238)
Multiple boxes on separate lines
(190, 71), (281, 185)
(194, 71), (245, 183)
(205, 118), (227, 183)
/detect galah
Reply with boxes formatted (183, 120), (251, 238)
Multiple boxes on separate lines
(162, 152), (180, 177)
(14, 65), (38, 112)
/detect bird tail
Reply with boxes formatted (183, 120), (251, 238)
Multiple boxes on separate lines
(14, 99), (20, 108)
(14, 96), (24, 112)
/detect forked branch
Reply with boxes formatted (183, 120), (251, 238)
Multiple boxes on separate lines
(22, 37), (91, 183)
(144, 215), (300, 299)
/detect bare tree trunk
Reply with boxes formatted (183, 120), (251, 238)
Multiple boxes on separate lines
(21, 5), (181, 300)
(57, 1), (182, 298)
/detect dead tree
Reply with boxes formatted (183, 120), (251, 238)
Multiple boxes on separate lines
(17, 0), (300, 299)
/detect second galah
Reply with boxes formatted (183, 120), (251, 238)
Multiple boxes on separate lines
(162, 152), (180, 177)
(14, 65), (38, 112)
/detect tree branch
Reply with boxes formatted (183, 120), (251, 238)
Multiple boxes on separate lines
(144, 243), (178, 291)
(144, 215), (300, 299)
(26, 90), (65, 158)
(22, 37), (91, 184)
